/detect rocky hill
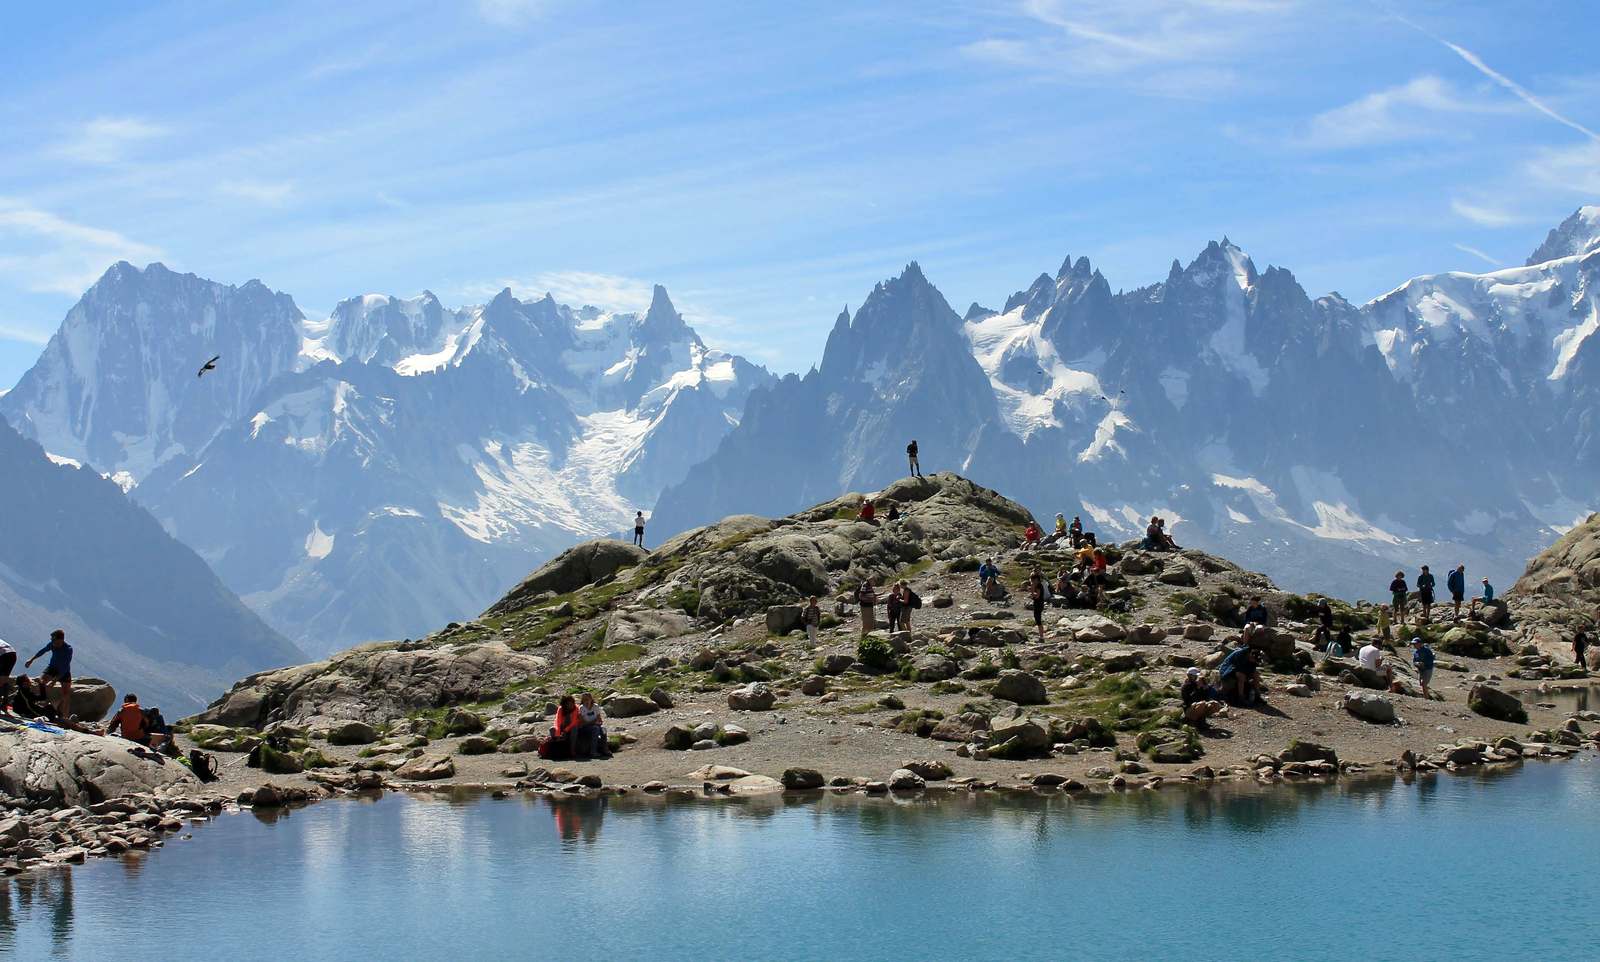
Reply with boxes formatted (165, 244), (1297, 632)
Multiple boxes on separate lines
(185, 474), (1596, 793)
(1512, 512), (1600, 625)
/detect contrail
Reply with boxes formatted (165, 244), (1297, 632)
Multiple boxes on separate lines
(1399, 15), (1598, 141)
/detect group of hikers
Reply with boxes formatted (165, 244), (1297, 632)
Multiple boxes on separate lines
(1385, 564), (1495, 626)
(0, 629), (180, 758)
(852, 581), (922, 637)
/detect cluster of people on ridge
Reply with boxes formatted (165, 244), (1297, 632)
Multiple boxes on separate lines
(0, 630), (186, 762)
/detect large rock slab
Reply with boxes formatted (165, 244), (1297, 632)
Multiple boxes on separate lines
(67, 678), (117, 722)
(190, 641), (548, 729)
(992, 669), (1048, 705)
(1468, 684), (1528, 723)
(0, 729), (197, 806)
(1342, 691), (1396, 724)
(487, 540), (648, 616)
(606, 609), (696, 646)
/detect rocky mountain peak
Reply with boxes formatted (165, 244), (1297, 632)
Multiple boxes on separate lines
(1527, 205), (1600, 266)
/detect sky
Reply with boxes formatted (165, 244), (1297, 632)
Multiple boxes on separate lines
(1, 0), (1597, 385)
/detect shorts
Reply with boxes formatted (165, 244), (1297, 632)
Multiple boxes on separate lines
(0, 652), (14, 677)
(1419, 590), (1434, 605)
(41, 669), (71, 684)
(1418, 668), (1433, 686)
(1032, 602), (1044, 626)
(1392, 592), (1407, 609)
(1450, 590), (1464, 603)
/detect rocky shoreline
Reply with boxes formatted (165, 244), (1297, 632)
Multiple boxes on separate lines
(6, 476), (1599, 875)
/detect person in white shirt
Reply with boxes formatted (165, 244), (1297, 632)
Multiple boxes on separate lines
(0, 637), (15, 704)
(1357, 641), (1394, 689)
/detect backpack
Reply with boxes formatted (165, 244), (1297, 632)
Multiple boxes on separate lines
(907, 590), (922, 610)
(906, 443), (916, 455)
(188, 749), (219, 783)
(142, 706), (167, 733)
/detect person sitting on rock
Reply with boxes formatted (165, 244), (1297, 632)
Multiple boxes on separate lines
(1068, 515), (1083, 549)
(885, 502), (901, 522)
(856, 580), (879, 636)
(545, 695), (581, 761)
(1358, 640), (1396, 691)
(977, 559), (1002, 598)
(1022, 521), (1042, 550)
(1143, 516), (1164, 551)
(1447, 564), (1466, 621)
(1085, 549), (1109, 607)
(1389, 571), (1409, 626)
(1575, 630), (1591, 672)
(106, 692), (168, 751)
(9, 674), (57, 721)
(1045, 513), (1068, 547)
(1053, 568), (1079, 608)
(1217, 646), (1264, 707)
(857, 499), (877, 524)
(1470, 577), (1494, 617)
(802, 596), (822, 646)
(1181, 667), (1227, 728)
(1416, 565), (1436, 622)
(1312, 599), (1334, 649)
(1330, 622), (1353, 658)
(25, 630), (72, 721)
(576, 692), (611, 760)
(1411, 637), (1435, 698)
(1241, 596), (1270, 647)
(1156, 517), (1180, 551)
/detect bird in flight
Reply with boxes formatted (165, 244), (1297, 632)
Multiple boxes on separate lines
(197, 355), (220, 378)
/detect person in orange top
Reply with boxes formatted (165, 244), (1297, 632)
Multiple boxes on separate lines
(106, 693), (166, 750)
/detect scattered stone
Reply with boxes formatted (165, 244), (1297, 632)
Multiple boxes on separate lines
(603, 694), (659, 718)
(888, 768), (926, 792)
(327, 721), (380, 746)
(992, 669), (1049, 705)
(782, 768), (824, 790)
(1468, 684), (1528, 723)
(728, 683), (777, 711)
(395, 754), (455, 780)
(902, 759), (953, 781)
(1343, 691), (1397, 724)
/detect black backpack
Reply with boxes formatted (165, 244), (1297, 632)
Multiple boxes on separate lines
(908, 590), (922, 610)
(143, 707), (167, 733)
(188, 750), (219, 783)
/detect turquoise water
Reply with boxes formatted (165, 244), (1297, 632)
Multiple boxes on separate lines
(5, 760), (1598, 961)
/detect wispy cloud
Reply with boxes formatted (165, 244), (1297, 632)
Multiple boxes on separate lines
(1524, 141), (1600, 195)
(1449, 199), (1532, 227)
(962, 0), (1298, 94)
(1300, 76), (1502, 149)
(0, 323), (50, 346)
(306, 43), (388, 80)
(218, 179), (297, 205)
(461, 270), (656, 312)
(52, 116), (170, 165)
(1452, 243), (1501, 267)
(476, 0), (555, 26)
(0, 199), (162, 296)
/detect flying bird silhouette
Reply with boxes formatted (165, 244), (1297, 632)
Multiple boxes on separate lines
(197, 355), (220, 378)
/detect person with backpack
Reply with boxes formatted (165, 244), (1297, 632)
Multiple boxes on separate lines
(633, 511), (646, 548)
(1446, 564), (1466, 621)
(856, 580), (878, 637)
(802, 596), (822, 646)
(1416, 565), (1436, 621)
(1389, 571), (1409, 626)
(906, 440), (922, 478)
(107, 693), (168, 751)
(895, 581), (920, 631)
(25, 630), (72, 720)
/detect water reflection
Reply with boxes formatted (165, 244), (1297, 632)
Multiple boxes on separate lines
(0, 869), (74, 955)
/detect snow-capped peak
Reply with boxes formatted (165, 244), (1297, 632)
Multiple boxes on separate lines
(1527, 205), (1600, 266)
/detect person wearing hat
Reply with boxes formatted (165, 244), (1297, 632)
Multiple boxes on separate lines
(1217, 645), (1264, 707)
(1411, 636), (1435, 698)
(1470, 577), (1494, 618)
(1180, 667), (1226, 728)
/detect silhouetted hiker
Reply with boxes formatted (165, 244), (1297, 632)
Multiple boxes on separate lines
(633, 511), (645, 548)
(1416, 566), (1436, 621)
(1028, 569), (1047, 642)
(856, 580), (878, 637)
(1575, 631), (1591, 671)
(0, 637), (14, 704)
(1068, 516), (1083, 549)
(1143, 516), (1164, 550)
(906, 440), (922, 477)
(1389, 571), (1409, 626)
(1447, 564), (1466, 621)
(25, 630), (72, 719)
(1156, 517), (1179, 550)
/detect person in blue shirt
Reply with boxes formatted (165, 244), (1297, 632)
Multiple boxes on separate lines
(24, 629), (72, 720)
(977, 559), (1002, 600)
(1410, 636), (1436, 698)
(1446, 564), (1466, 621)
(1471, 577), (1495, 618)
(1217, 646), (1263, 707)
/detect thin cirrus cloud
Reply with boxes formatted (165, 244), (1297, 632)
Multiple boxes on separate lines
(1452, 243), (1501, 267)
(1450, 199), (1533, 228)
(1297, 75), (1504, 150)
(475, 0), (555, 26)
(961, 0), (1298, 91)
(0, 199), (161, 298)
(52, 116), (170, 165)
(218, 179), (297, 205)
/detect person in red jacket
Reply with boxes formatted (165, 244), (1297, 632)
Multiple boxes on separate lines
(550, 695), (582, 760)
(857, 499), (877, 524)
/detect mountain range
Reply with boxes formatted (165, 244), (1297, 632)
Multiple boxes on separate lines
(2, 267), (769, 655)
(2, 206), (1595, 662)
(653, 206), (1600, 599)
(0, 417), (301, 715)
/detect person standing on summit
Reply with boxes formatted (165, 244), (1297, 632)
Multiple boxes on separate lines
(633, 511), (646, 548)
(906, 440), (922, 478)
(1416, 565), (1437, 622)
(1446, 564), (1466, 621)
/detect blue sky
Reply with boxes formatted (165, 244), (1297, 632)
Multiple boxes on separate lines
(1, 0), (1596, 385)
